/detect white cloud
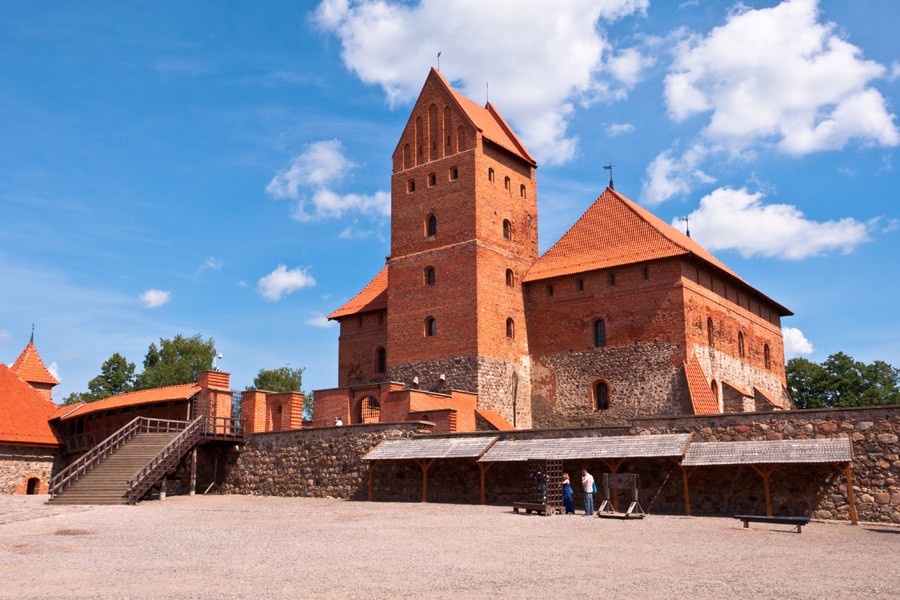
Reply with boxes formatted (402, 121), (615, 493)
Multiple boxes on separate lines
(257, 265), (316, 301)
(196, 256), (223, 275)
(305, 311), (337, 328)
(267, 140), (390, 221)
(640, 143), (714, 205)
(338, 224), (375, 239)
(0, 329), (9, 343)
(237, 280), (249, 288)
(139, 289), (172, 308)
(47, 361), (60, 382)
(607, 123), (635, 137)
(665, 0), (898, 155)
(314, 0), (650, 164)
(783, 327), (814, 358)
(673, 187), (871, 259)
(889, 60), (900, 82)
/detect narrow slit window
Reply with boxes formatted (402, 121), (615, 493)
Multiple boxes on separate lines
(426, 214), (437, 237)
(449, 167), (458, 180)
(428, 173), (436, 187)
(594, 381), (609, 411)
(738, 331), (745, 358)
(504, 176), (511, 190)
(546, 284), (554, 297)
(608, 273), (616, 286)
(764, 344), (771, 369)
(376, 348), (386, 374)
(576, 278), (584, 292)
(707, 318), (714, 346)
(488, 168), (494, 182)
(503, 219), (511, 240)
(506, 318), (515, 339)
(424, 266), (435, 285)
(506, 269), (514, 287)
(643, 267), (649, 280)
(594, 320), (606, 347)
(425, 317), (436, 337)
(520, 184), (526, 198)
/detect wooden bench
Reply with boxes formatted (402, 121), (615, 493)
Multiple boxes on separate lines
(734, 515), (810, 534)
(513, 502), (553, 516)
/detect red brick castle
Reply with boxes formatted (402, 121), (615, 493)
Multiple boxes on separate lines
(313, 69), (793, 432)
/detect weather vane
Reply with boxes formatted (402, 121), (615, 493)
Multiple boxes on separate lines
(603, 164), (615, 190)
(437, 51), (441, 71)
(681, 216), (691, 238)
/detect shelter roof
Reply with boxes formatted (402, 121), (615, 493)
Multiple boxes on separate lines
(682, 438), (852, 466)
(10, 341), (59, 385)
(474, 409), (515, 431)
(328, 266), (388, 320)
(430, 69), (536, 167)
(478, 434), (691, 462)
(684, 355), (720, 415)
(58, 383), (200, 421)
(0, 364), (63, 446)
(364, 435), (498, 461)
(522, 188), (792, 316)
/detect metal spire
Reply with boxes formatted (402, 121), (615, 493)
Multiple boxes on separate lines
(437, 51), (441, 71)
(30, 323), (34, 343)
(681, 216), (691, 238)
(603, 164), (615, 190)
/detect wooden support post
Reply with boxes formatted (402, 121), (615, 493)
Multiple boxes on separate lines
(681, 466), (697, 516)
(477, 462), (493, 505)
(160, 477), (167, 501)
(842, 464), (858, 525)
(751, 465), (776, 517)
(189, 447), (197, 496)
(415, 458), (436, 503)
(602, 458), (626, 512)
(368, 460), (379, 502)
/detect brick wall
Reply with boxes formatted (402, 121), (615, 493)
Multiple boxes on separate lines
(337, 309), (388, 387)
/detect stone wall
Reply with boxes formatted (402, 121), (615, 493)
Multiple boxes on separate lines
(222, 422), (433, 498)
(0, 445), (63, 494)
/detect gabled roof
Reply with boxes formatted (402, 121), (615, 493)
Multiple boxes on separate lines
(474, 409), (515, 431)
(684, 354), (720, 415)
(722, 380), (751, 398)
(58, 383), (201, 421)
(328, 266), (388, 320)
(10, 341), (59, 386)
(753, 386), (786, 410)
(523, 188), (792, 316)
(397, 69), (536, 167)
(0, 364), (63, 446)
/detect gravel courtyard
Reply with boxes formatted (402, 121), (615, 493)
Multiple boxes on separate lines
(1, 495), (898, 599)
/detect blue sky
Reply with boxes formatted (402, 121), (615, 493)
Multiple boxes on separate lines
(1, 0), (898, 402)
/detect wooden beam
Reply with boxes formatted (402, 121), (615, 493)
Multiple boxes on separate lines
(368, 460), (379, 502)
(189, 447), (197, 496)
(415, 458), (436, 503)
(831, 463), (859, 526)
(750, 465), (777, 517)
(681, 466), (697, 516)
(477, 462), (493, 505)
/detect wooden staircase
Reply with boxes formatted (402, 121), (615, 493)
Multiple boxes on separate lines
(48, 432), (180, 505)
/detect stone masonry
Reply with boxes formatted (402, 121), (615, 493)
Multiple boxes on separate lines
(0, 446), (62, 494)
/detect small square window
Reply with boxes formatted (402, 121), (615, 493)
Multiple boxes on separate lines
(407, 179), (416, 193)
(449, 167), (458, 180)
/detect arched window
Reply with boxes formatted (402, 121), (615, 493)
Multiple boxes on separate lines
(416, 117), (424, 160)
(424, 266), (435, 285)
(376, 348), (386, 374)
(444, 106), (452, 149)
(764, 344), (771, 370)
(504, 176), (511, 190)
(428, 172), (436, 187)
(449, 167), (458, 181)
(502, 219), (511, 240)
(425, 317), (436, 337)
(359, 396), (381, 423)
(738, 331), (745, 358)
(426, 214), (437, 237)
(707, 318), (714, 346)
(505, 269), (514, 287)
(488, 168), (495, 182)
(520, 184), (526, 198)
(594, 320), (606, 348)
(506, 318), (515, 339)
(711, 379), (718, 402)
(594, 381), (609, 411)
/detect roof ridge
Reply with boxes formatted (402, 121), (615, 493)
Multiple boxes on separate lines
(485, 102), (536, 165)
(328, 266), (388, 320)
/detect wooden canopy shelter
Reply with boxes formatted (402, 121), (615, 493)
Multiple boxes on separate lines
(363, 436), (498, 502)
(680, 438), (857, 524)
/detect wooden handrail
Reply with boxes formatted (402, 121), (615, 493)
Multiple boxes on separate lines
(49, 417), (190, 498)
(125, 417), (205, 503)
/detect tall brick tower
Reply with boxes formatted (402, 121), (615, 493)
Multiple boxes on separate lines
(386, 69), (538, 427)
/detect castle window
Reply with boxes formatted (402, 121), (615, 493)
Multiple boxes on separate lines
(376, 348), (386, 374)
(26, 477), (40, 495)
(608, 272), (616, 286)
(711, 379), (718, 402)
(764, 344), (771, 370)
(594, 320), (606, 347)
(503, 219), (511, 240)
(707, 318), (714, 346)
(488, 168), (495, 182)
(576, 278), (584, 292)
(408, 179), (416, 193)
(424, 266), (435, 285)
(593, 381), (609, 411)
(546, 284), (554, 297)
(520, 184), (526, 198)
(738, 332), (745, 358)
(506, 318), (515, 339)
(643, 267), (649, 280)
(431, 140), (436, 152)
(504, 176), (511, 190)
(449, 167), (458, 181)
(428, 173), (436, 187)
(426, 214), (437, 237)
(425, 317), (436, 337)
(359, 396), (381, 423)
(506, 269), (514, 287)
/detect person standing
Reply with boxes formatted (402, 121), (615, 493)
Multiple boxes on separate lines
(581, 469), (595, 516)
(562, 473), (575, 515)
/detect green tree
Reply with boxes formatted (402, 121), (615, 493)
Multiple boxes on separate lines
(247, 364), (313, 419)
(787, 353), (900, 408)
(58, 352), (136, 405)
(60, 391), (92, 406)
(135, 333), (216, 390)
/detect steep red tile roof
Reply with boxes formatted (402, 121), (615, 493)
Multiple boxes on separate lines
(754, 386), (786, 410)
(10, 341), (59, 386)
(723, 380), (752, 397)
(0, 364), (63, 446)
(474, 409), (515, 431)
(431, 68), (536, 167)
(684, 354), (720, 415)
(523, 188), (792, 316)
(59, 383), (200, 421)
(328, 266), (388, 320)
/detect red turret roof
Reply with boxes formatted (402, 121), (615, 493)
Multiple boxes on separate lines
(329, 266), (388, 320)
(523, 188), (792, 316)
(10, 341), (59, 386)
(0, 364), (63, 447)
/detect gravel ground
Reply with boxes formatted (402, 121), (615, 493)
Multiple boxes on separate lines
(1, 495), (898, 599)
